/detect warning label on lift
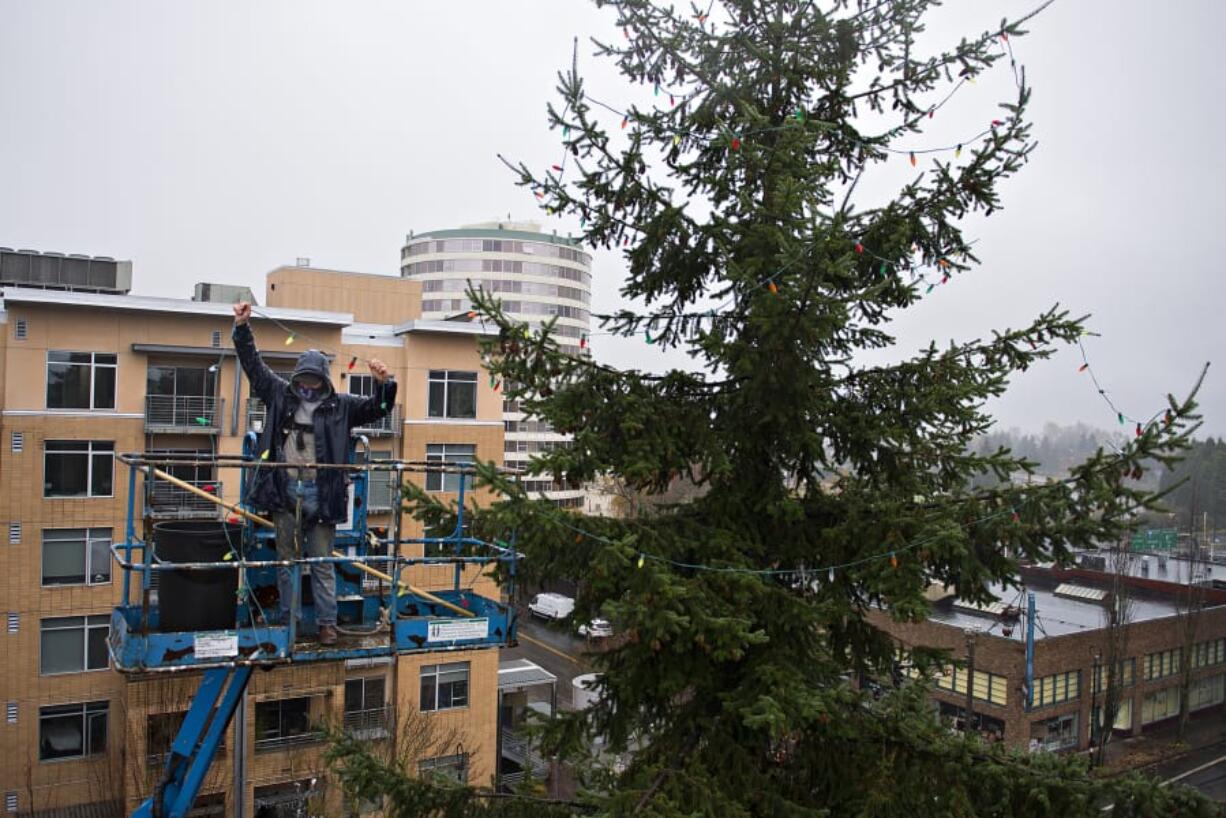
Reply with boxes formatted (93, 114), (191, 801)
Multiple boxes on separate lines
(427, 618), (489, 643)
(194, 631), (239, 659)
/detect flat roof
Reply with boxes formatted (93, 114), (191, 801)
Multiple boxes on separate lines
(408, 227), (584, 248)
(393, 318), (499, 337)
(1, 287), (353, 326)
(498, 658), (557, 691)
(929, 580), (1184, 641)
(341, 323), (402, 348)
(1074, 549), (1226, 585)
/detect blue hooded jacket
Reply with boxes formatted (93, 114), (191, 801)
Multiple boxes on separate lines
(234, 322), (398, 522)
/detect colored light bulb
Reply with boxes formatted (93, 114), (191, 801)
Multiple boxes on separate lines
(731, 137), (741, 151)
(1136, 423), (1143, 437)
(194, 416), (209, 426)
(348, 356), (357, 371)
(890, 553), (898, 568)
(284, 334), (295, 346)
(1078, 363), (1089, 372)
(768, 281), (778, 294)
(673, 134), (681, 147)
(637, 554), (645, 568)
(854, 242), (864, 254)
(621, 116), (628, 129)
(955, 144), (962, 158)
(552, 164), (563, 172)
(1118, 412), (1125, 425)
(909, 152), (916, 167)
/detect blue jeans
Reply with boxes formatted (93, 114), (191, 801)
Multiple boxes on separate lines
(274, 481), (337, 627)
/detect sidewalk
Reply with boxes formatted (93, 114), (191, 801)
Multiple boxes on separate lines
(1094, 709), (1226, 778)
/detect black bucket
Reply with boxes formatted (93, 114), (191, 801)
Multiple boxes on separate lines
(154, 521), (243, 633)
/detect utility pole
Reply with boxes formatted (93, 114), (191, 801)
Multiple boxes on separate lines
(964, 629), (977, 734)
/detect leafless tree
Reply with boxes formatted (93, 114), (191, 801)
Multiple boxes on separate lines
(1176, 481), (1210, 741)
(1093, 544), (1136, 766)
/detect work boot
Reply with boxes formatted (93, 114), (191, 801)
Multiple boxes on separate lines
(319, 625), (338, 646)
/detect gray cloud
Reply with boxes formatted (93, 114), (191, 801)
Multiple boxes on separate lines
(1, 0), (1221, 434)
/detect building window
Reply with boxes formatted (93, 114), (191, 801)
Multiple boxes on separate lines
(1192, 638), (1225, 669)
(915, 665), (1009, 706)
(254, 697), (318, 751)
(1093, 698), (1134, 733)
(348, 374), (375, 397)
(1141, 686), (1181, 724)
(6, 702), (16, 724)
(40, 615), (109, 675)
(1033, 671), (1080, 708)
(425, 444), (476, 492)
(42, 528), (112, 586)
(1091, 658), (1136, 693)
(8, 523), (19, 545)
(1145, 648), (1182, 681)
(39, 700), (108, 761)
(44, 440), (114, 498)
(427, 370), (477, 419)
(1189, 674), (1226, 712)
(45, 352), (116, 410)
(1030, 712), (1078, 752)
(10, 431), (23, 453)
(418, 753), (469, 783)
(211, 330), (222, 348)
(4, 791), (15, 812)
(344, 676), (387, 735)
(14, 319), (27, 340)
(6, 613), (16, 634)
(420, 662), (469, 712)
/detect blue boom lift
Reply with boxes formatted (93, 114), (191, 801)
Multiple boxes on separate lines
(109, 434), (519, 817)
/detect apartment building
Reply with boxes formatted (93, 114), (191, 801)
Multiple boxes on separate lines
(400, 221), (593, 508)
(871, 562), (1226, 754)
(0, 252), (506, 817)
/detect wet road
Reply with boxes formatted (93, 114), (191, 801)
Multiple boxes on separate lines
(504, 613), (596, 711)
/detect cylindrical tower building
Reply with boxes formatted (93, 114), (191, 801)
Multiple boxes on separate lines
(400, 221), (591, 507)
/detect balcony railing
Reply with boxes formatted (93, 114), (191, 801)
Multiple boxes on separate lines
(366, 471), (400, 513)
(145, 480), (224, 519)
(501, 727), (548, 778)
(145, 395), (223, 433)
(246, 397), (268, 433)
(254, 730), (324, 753)
(248, 398), (401, 438)
(343, 707), (389, 738)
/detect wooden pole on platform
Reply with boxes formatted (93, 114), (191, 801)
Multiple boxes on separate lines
(147, 466), (474, 619)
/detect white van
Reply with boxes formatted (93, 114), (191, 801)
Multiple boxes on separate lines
(528, 593), (575, 621)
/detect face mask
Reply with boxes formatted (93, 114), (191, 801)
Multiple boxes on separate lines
(295, 383), (323, 402)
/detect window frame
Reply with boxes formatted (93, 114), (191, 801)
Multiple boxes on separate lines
(40, 528), (113, 587)
(43, 440), (114, 499)
(427, 370), (478, 420)
(38, 700), (108, 762)
(45, 351), (117, 411)
(424, 444), (477, 492)
(419, 662), (469, 712)
(39, 615), (110, 675)
(418, 753), (469, 784)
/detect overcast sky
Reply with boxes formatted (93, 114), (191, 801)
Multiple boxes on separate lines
(1, 1), (1223, 437)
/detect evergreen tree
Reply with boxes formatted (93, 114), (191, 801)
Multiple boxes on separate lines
(330, 1), (1215, 814)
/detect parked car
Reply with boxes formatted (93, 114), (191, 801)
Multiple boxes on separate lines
(528, 593), (575, 621)
(578, 618), (613, 639)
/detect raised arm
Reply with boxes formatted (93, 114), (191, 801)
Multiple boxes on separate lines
(344, 358), (398, 428)
(231, 302), (288, 403)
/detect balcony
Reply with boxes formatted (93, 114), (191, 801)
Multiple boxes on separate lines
(500, 727), (549, 786)
(145, 395), (224, 434)
(354, 404), (401, 438)
(248, 398), (401, 438)
(145, 480), (223, 519)
(343, 707), (390, 740)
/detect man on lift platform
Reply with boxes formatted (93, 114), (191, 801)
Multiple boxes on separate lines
(232, 302), (396, 645)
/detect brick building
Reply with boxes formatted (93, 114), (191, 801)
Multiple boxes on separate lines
(871, 562), (1226, 754)
(0, 252), (514, 816)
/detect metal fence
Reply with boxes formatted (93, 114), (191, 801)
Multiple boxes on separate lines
(145, 395), (223, 432)
(145, 480), (223, 519)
